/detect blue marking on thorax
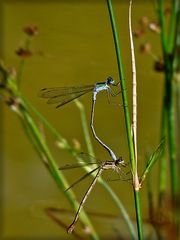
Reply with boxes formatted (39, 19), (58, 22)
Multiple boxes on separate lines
(94, 82), (109, 93)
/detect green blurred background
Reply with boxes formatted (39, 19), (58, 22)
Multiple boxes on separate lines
(1, 0), (164, 239)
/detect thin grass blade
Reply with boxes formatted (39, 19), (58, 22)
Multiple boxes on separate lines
(140, 138), (166, 186)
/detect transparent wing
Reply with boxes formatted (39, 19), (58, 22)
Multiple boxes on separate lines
(51, 91), (91, 108)
(39, 86), (93, 107)
(107, 171), (132, 182)
(65, 167), (100, 192)
(78, 152), (102, 164)
(59, 161), (100, 170)
(59, 152), (102, 171)
(39, 85), (94, 98)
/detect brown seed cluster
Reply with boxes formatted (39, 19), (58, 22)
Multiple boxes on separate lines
(23, 25), (38, 37)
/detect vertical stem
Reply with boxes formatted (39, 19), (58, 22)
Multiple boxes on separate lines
(174, 3), (180, 184)
(129, 0), (137, 160)
(167, 0), (178, 53)
(134, 190), (143, 239)
(129, 2), (143, 239)
(158, 0), (178, 202)
(75, 100), (95, 157)
(147, 171), (154, 221)
(157, 0), (169, 205)
(158, 0), (167, 58)
(158, 105), (167, 206)
(166, 67), (178, 200)
(129, 0), (139, 188)
(106, 1), (144, 239)
(106, 0), (135, 172)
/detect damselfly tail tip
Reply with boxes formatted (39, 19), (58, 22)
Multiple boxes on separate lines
(67, 224), (75, 234)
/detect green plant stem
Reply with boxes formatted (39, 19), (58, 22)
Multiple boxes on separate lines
(20, 116), (48, 162)
(172, 0), (180, 59)
(75, 100), (95, 157)
(106, 0), (135, 172)
(75, 99), (136, 239)
(106, 1), (143, 239)
(166, 70), (177, 200)
(158, 0), (167, 58)
(23, 96), (77, 156)
(167, 0), (177, 52)
(158, 0), (178, 201)
(167, 2), (180, 189)
(147, 169), (154, 221)
(147, 168), (162, 239)
(158, 106), (167, 206)
(18, 103), (99, 240)
(174, 4), (180, 201)
(134, 190), (143, 238)
(0, 64), (99, 239)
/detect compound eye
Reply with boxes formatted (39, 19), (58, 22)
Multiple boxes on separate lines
(119, 157), (124, 164)
(107, 76), (114, 85)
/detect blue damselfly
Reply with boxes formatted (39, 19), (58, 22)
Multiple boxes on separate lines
(39, 77), (119, 108)
(39, 77), (120, 161)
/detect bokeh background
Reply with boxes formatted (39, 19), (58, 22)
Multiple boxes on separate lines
(1, 0), (164, 239)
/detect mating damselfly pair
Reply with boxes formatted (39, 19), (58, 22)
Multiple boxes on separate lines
(39, 77), (128, 232)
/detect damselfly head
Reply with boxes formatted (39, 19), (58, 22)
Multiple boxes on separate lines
(116, 157), (124, 166)
(106, 76), (115, 85)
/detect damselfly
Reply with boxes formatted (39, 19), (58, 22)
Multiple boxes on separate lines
(58, 153), (129, 233)
(39, 76), (119, 108)
(39, 77), (120, 162)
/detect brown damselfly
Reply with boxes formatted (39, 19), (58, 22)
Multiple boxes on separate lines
(58, 153), (130, 233)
